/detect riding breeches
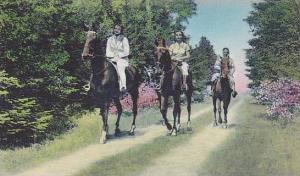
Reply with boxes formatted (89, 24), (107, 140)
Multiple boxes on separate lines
(110, 57), (129, 90)
(181, 62), (189, 76)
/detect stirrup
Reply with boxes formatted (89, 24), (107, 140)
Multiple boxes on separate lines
(83, 84), (90, 92)
(232, 91), (238, 98)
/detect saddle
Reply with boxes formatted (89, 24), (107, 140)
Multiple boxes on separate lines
(107, 59), (135, 82)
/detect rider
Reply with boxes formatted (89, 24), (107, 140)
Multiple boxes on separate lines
(209, 48), (238, 98)
(168, 30), (191, 90)
(106, 23), (130, 92)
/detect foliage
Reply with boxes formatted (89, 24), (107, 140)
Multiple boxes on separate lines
(190, 36), (217, 91)
(110, 82), (158, 113)
(0, 70), (52, 147)
(0, 0), (197, 147)
(245, 0), (300, 87)
(252, 78), (300, 119)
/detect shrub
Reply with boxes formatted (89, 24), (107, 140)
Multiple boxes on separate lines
(110, 82), (158, 114)
(252, 78), (300, 119)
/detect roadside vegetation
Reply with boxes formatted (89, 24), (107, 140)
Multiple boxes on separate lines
(198, 97), (300, 176)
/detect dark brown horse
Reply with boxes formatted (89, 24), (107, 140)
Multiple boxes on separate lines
(82, 30), (140, 144)
(155, 39), (193, 136)
(212, 65), (232, 128)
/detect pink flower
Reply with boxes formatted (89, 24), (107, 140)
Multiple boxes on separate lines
(110, 82), (159, 114)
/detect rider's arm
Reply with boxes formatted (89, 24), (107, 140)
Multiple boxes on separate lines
(229, 58), (235, 75)
(118, 37), (130, 58)
(179, 50), (191, 62)
(174, 44), (191, 62)
(213, 56), (221, 72)
(106, 37), (115, 58)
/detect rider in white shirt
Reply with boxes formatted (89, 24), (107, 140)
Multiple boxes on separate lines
(168, 31), (191, 90)
(209, 48), (237, 98)
(106, 24), (130, 92)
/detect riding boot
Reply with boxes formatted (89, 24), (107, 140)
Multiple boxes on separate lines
(231, 84), (237, 98)
(232, 89), (238, 98)
(182, 75), (187, 91)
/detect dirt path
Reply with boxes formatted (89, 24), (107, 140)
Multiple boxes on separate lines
(138, 98), (244, 176)
(14, 105), (211, 176)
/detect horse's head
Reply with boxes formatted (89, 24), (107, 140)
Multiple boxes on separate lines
(82, 30), (98, 60)
(154, 38), (171, 71)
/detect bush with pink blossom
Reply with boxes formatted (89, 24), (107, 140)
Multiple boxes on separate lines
(110, 82), (159, 114)
(252, 78), (300, 119)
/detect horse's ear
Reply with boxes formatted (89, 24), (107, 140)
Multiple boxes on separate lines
(154, 38), (158, 46)
(82, 22), (90, 32)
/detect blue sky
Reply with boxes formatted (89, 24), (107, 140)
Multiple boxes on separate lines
(185, 0), (259, 91)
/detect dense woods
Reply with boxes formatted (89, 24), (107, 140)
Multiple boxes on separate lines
(245, 0), (300, 119)
(0, 0), (219, 147)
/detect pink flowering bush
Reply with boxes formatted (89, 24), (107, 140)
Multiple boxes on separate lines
(252, 78), (300, 119)
(110, 82), (159, 114)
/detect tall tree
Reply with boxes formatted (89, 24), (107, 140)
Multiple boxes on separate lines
(0, 0), (197, 147)
(190, 36), (217, 91)
(245, 0), (300, 87)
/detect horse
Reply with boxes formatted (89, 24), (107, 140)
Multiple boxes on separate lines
(154, 38), (193, 136)
(212, 61), (232, 128)
(81, 29), (141, 144)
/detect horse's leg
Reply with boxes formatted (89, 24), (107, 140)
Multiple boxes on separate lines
(186, 91), (192, 131)
(100, 102), (110, 144)
(223, 100), (229, 128)
(161, 95), (172, 132)
(172, 94), (181, 135)
(129, 91), (138, 135)
(114, 98), (122, 136)
(157, 92), (165, 126)
(213, 97), (218, 126)
(176, 95), (182, 133)
(217, 99), (222, 124)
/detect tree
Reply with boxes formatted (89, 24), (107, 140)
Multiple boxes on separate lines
(190, 36), (217, 91)
(0, 0), (198, 147)
(245, 0), (300, 87)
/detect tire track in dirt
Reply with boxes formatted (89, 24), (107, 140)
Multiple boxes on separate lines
(138, 97), (244, 176)
(14, 104), (211, 176)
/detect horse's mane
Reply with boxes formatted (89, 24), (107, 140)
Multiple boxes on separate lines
(155, 38), (172, 72)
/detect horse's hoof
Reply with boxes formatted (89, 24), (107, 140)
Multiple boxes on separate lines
(222, 123), (228, 129)
(161, 120), (165, 126)
(100, 131), (107, 144)
(176, 124), (181, 132)
(166, 123), (172, 131)
(172, 131), (177, 136)
(129, 125), (136, 135)
(212, 122), (218, 127)
(187, 121), (192, 131)
(115, 128), (121, 137)
(171, 128), (177, 136)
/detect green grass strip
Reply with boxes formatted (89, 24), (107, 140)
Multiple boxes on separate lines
(198, 97), (300, 176)
(75, 105), (213, 176)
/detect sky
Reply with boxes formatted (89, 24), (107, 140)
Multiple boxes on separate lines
(185, 0), (260, 93)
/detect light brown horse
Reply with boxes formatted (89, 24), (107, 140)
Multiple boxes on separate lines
(212, 58), (232, 128)
(155, 39), (193, 135)
(82, 29), (141, 144)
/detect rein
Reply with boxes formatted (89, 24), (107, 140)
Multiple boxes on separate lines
(90, 55), (112, 76)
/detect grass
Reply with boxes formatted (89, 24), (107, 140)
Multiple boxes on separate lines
(0, 102), (209, 174)
(198, 97), (300, 176)
(74, 102), (215, 176)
